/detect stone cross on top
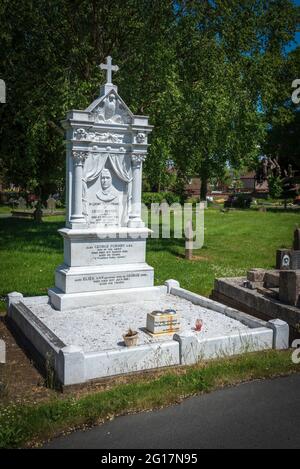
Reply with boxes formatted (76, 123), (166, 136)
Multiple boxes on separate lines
(100, 56), (119, 84)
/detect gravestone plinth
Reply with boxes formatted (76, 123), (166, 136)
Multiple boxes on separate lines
(276, 249), (292, 270)
(48, 57), (154, 310)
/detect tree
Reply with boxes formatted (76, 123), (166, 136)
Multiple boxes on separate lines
(172, 0), (299, 199)
(0, 0), (299, 199)
(116, 1), (181, 192)
(263, 46), (300, 171)
(0, 0), (180, 195)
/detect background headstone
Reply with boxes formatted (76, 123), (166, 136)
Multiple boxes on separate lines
(0, 79), (5, 103)
(185, 220), (194, 260)
(291, 251), (300, 270)
(8, 197), (17, 208)
(276, 249), (291, 270)
(0, 339), (5, 364)
(293, 228), (300, 251)
(34, 202), (43, 223)
(17, 196), (26, 210)
(47, 196), (56, 213)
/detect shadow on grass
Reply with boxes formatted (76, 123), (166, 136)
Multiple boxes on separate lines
(147, 237), (184, 256)
(0, 218), (65, 253)
(0, 217), (210, 259)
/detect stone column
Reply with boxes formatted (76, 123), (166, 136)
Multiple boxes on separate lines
(70, 151), (88, 226)
(66, 142), (72, 227)
(128, 153), (146, 228)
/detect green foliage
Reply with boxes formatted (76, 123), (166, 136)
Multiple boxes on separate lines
(0, 1), (299, 194)
(268, 175), (283, 198)
(142, 191), (181, 206)
(185, 196), (200, 204)
(172, 0), (299, 197)
(263, 47), (300, 171)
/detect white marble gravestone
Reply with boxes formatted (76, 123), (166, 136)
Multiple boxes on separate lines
(48, 57), (154, 310)
(6, 58), (285, 386)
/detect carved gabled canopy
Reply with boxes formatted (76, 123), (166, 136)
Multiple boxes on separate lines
(86, 90), (133, 125)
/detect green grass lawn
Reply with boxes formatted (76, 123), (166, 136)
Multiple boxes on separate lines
(0, 205), (12, 214)
(149, 208), (300, 294)
(0, 208), (299, 310)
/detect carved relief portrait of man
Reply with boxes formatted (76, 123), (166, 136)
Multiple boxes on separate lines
(96, 168), (119, 203)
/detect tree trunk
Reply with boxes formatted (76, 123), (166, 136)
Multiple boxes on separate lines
(200, 174), (208, 201)
(199, 158), (209, 201)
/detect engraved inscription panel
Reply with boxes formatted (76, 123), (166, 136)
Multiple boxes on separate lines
(87, 243), (134, 262)
(75, 272), (147, 288)
(89, 201), (121, 227)
(67, 239), (146, 267)
(61, 269), (153, 293)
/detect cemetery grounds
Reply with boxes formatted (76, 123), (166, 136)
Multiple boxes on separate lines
(0, 208), (299, 447)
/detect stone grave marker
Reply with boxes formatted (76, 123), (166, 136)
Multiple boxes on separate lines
(293, 228), (300, 251)
(291, 250), (300, 270)
(276, 249), (291, 270)
(0, 339), (5, 364)
(17, 196), (26, 210)
(46, 196), (56, 213)
(48, 56), (154, 310)
(0, 79), (5, 103)
(276, 249), (300, 270)
(6, 55), (285, 386)
(185, 219), (194, 260)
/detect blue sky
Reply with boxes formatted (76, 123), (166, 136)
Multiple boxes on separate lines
(287, 33), (300, 53)
(287, 0), (300, 51)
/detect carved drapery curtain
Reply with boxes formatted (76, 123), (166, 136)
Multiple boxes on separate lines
(82, 153), (132, 223)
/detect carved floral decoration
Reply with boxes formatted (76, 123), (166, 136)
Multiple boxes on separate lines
(136, 132), (146, 143)
(74, 128), (123, 143)
(131, 153), (146, 166)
